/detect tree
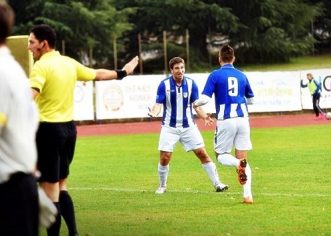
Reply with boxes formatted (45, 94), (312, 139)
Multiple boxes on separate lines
(8, 0), (326, 71)
(307, 0), (331, 52)
(9, 0), (45, 33)
(117, 0), (239, 72)
(216, 0), (321, 63)
(118, 0), (323, 69)
(8, 0), (135, 67)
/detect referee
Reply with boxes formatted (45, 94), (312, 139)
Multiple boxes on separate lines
(28, 24), (138, 236)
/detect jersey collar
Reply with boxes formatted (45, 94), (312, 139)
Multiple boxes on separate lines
(40, 50), (60, 60)
(221, 63), (234, 69)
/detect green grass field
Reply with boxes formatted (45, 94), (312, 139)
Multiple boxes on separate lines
(40, 124), (331, 236)
(192, 53), (331, 72)
(242, 54), (331, 71)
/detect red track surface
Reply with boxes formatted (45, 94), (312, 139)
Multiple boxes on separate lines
(77, 113), (330, 136)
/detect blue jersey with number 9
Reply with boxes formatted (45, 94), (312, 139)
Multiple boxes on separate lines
(202, 64), (254, 120)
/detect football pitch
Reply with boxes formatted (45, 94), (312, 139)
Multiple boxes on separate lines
(46, 124), (331, 236)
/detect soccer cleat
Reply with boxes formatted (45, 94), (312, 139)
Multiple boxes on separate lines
(215, 184), (229, 192)
(155, 186), (166, 194)
(242, 196), (253, 204)
(315, 114), (325, 120)
(237, 159), (247, 185)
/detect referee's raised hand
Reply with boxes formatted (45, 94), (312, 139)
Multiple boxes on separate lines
(122, 56), (139, 75)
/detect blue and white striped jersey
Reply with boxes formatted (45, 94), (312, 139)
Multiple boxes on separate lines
(156, 76), (199, 128)
(202, 64), (254, 120)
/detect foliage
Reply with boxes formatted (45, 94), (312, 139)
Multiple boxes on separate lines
(8, 0), (135, 67)
(7, 0), (331, 72)
(215, 0), (320, 63)
(9, 0), (45, 33)
(309, 0), (331, 51)
(119, 0), (323, 69)
(119, 0), (239, 72)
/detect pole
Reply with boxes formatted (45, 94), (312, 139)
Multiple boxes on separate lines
(89, 47), (93, 67)
(185, 29), (190, 72)
(113, 36), (118, 69)
(61, 40), (65, 55)
(138, 33), (143, 74)
(311, 20), (315, 55)
(163, 30), (167, 75)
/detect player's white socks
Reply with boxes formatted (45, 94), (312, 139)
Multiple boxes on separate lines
(243, 163), (252, 198)
(217, 153), (239, 167)
(202, 161), (221, 187)
(158, 163), (169, 187)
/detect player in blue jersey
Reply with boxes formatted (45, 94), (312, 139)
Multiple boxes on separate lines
(148, 57), (228, 194)
(194, 45), (254, 204)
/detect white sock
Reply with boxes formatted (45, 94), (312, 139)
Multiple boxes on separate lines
(217, 153), (239, 167)
(243, 163), (252, 198)
(202, 162), (221, 187)
(158, 163), (169, 187)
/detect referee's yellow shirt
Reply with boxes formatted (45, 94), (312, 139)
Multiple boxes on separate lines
(29, 51), (96, 122)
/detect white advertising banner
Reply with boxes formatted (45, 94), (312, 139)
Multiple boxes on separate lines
(73, 81), (94, 121)
(180, 72), (303, 114)
(76, 69), (331, 121)
(95, 75), (165, 119)
(246, 71), (302, 112)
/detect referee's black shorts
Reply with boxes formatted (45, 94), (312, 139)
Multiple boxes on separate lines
(36, 121), (77, 183)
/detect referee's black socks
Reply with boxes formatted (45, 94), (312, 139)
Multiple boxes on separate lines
(59, 190), (78, 236)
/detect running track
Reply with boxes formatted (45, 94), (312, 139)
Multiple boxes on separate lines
(77, 113), (330, 136)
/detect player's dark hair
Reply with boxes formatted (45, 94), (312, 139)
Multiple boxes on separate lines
(219, 44), (234, 63)
(169, 57), (185, 70)
(0, 2), (14, 44)
(30, 24), (56, 48)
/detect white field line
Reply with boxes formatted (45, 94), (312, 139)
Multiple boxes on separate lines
(69, 187), (330, 197)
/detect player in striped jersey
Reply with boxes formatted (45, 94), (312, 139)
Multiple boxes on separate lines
(148, 57), (228, 194)
(194, 45), (254, 204)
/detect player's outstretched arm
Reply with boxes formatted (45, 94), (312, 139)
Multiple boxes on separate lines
(194, 105), (214, 126)
(193, 94), (210, 108)
(95, 56), (139, 81)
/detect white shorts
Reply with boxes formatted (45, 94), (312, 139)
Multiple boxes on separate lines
(214, 117), (252, 154)
(158, 125), (204, 152)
